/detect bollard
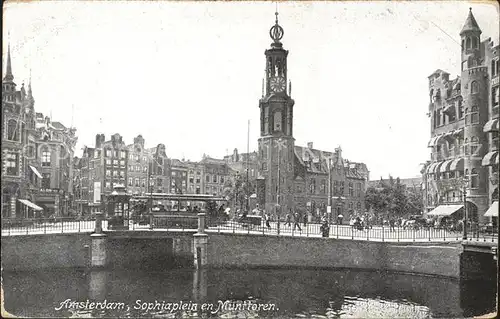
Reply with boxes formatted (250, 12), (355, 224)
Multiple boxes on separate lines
(94, 212), (103, 234)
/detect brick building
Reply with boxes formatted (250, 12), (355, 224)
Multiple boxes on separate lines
(2, 45), (77, 219)
(1, 45), (40, 218)
(423, 9), (499, 222)
(254, 13), (369, 222)
(34, 113), (77, 217)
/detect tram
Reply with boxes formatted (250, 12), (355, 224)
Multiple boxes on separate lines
(130, 193), (228, 227)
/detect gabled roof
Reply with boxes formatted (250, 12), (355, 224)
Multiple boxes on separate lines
(460, 8), (482, 36)
(50, 121), (66, 130)
(428, 69), (450, 78)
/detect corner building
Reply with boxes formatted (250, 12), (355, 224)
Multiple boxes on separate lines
(424, 9), (499, 222)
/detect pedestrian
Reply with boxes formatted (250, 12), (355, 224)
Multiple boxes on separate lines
(303, 213), (307, 227)
(337, 214), (343, 225)
(389, 218), (395, 232)
(285, 211), (292, 227)
(265, 212), (271, 230)
(293, 212), (302, 231)
(320, 215), (330, 237)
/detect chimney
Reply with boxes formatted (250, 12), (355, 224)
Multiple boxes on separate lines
(95, 134), (105, 148)
(307, 142), (313, 149)
(233, 148), (239, 162)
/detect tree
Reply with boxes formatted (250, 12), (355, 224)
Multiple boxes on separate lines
(223, 173), (254, 211)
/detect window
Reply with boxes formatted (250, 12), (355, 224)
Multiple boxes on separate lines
(356, 202), (362, 211)
(458, 101), (464, 119)
(196, 171), (201, 175)
(129, 165), (134, 172)
(320, 179), (326, 194)
(5, 152), (19, 175)
(213, 175), (217, 183)
(472, 37), (478, 49)
(114, 150), (118, 158)
(143, 166), (148, 173)
(105, 182), (111, 189)
(262, 163), (267, 171)
(113, 170), (119, 177)
(349, 182), (354, 197)
(189, 177), (194, 183)
(94, 150), (100, 159)
(157, 178), (163, 187)
(120, 160), (125, 166)
(464, 108), (469, 125)
(471, 81), (478, 94)
(141, 179), (146, 187)
(310, 178), (316, 194)
(128, 178), (133, 186)
(356, 183), (362, 197)
(7, 119), (18, 141)
(470, 106), (479, 124)
(470, 168), (478, 188)
(136, 165), (140, 171)
(470, 136), (479, 156)
(206, 174), (210, 182)
(466, 37), (471, 49)
(135, 178), (140, 186)
(42, 173), (51, 188)
(106, 159), (111, 165)
(493, 86), (499, 107)
(120, 151), (126, 159)
(106, 170), (111, 177)
(437, 109), (442, 126)
(172, 171), (176, 176)
(196, 178), (200, 184)
(340, 181), (345, 195)
(221, 176), (224, 184)
(105, 149), (111, 157)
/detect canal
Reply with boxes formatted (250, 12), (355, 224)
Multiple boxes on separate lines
(2, 268), (496, 318)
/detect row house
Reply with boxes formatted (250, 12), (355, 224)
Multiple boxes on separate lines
(423, 9), (498, 222)
(200, 155), (231, 197)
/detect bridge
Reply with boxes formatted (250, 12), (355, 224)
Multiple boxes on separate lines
(1, 213), (497, 280)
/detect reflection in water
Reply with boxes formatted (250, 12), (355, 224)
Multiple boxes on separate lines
(2, 268), (496, 318)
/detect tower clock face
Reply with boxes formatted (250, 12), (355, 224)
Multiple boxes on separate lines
(270, 76), (286, 93)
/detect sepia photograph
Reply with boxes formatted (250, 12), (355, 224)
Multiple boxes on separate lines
(1, 0), (499, 318)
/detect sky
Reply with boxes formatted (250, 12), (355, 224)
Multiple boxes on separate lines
(2, 1), (499, 180)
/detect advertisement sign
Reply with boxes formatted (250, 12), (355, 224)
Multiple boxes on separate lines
(327, 205), (331, 213)
(94, 182), (101, 204)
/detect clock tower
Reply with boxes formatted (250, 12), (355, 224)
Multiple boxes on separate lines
(257, 11), (295, 217)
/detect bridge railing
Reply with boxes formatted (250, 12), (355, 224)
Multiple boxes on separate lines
(1, 217), (97, 236)
(204, 217), (498, 242)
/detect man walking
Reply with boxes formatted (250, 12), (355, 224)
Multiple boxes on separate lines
(285, 210), (292, 227)
(293, 212), (302, 232)
(265, 212), (271, 230)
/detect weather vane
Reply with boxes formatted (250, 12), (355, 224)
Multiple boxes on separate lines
(269, 4), (284, 43)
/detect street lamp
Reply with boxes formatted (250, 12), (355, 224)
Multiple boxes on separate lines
(303, 156), (312, 222)
(462, 177), (469, 240)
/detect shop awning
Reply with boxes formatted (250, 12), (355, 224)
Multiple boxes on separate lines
(426, 162), (438, 174)
(18, 199), (43, 211)
(450, 158), (464, 171)
(29, 165), (42, 179)
(482, 151), (499, 166)
(484, 201), (498, 217)
(427, 136), (440, 147)
(483, 119), (499, 133)
(427, 204), (463, 216)
(439, 159), (454, 173)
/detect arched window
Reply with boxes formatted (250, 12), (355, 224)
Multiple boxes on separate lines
(41, 147), (51, 167)
(464, 108), (469, 125)
(470, 168), (478, 188)
(471, 81), (479, 94)
(461, 40), (465, 51)
(492, 60), (497, 77)
(472, 37), (478, 49)
(464, 138), (469, 155)
(466, 37), (471, 49)
(273, 111), (282, 131)
(470, 136), (479, 156)
(7, 119), (18, 141)
(471, 106), (479, 124)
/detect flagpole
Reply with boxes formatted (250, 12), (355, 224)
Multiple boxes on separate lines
(246, 119), (250, 213)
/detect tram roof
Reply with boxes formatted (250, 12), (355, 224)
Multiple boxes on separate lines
(131, 193), (227, 202)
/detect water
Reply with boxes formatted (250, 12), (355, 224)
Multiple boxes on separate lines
(2, 268), (496, 318)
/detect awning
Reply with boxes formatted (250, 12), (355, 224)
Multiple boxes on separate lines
(450, 158), (464, 171)
(427, 161), (444, 174)
(427, 136), (440, 147)
(427, 204), (463, 216)
(482, 152), (499, 166)
(18, 199), (43, 211)
(484, 201), (498, 217)
(439, 159), (454, 173)
(483, 119), (499, 133)
(29, 165), (42, 179)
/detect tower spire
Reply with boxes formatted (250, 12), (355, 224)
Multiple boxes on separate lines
(28, 68), (33, 97)
(3, 43), (14, 82)
(460, 7), (482, 36)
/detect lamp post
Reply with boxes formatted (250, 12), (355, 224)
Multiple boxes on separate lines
(327, 158), (333, 224)
(303, 156), (312, 222)
(462, 178), (468, 240)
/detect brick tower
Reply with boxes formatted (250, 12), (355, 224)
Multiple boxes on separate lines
(257, 11), (296, 217)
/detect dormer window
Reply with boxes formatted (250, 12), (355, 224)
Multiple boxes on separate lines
(471, 81), (479, 94)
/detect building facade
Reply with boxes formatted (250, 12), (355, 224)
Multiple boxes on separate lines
(2, 46), (77, 219)
(423, 9), (499, 222)
(255, 14), (368, 222)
